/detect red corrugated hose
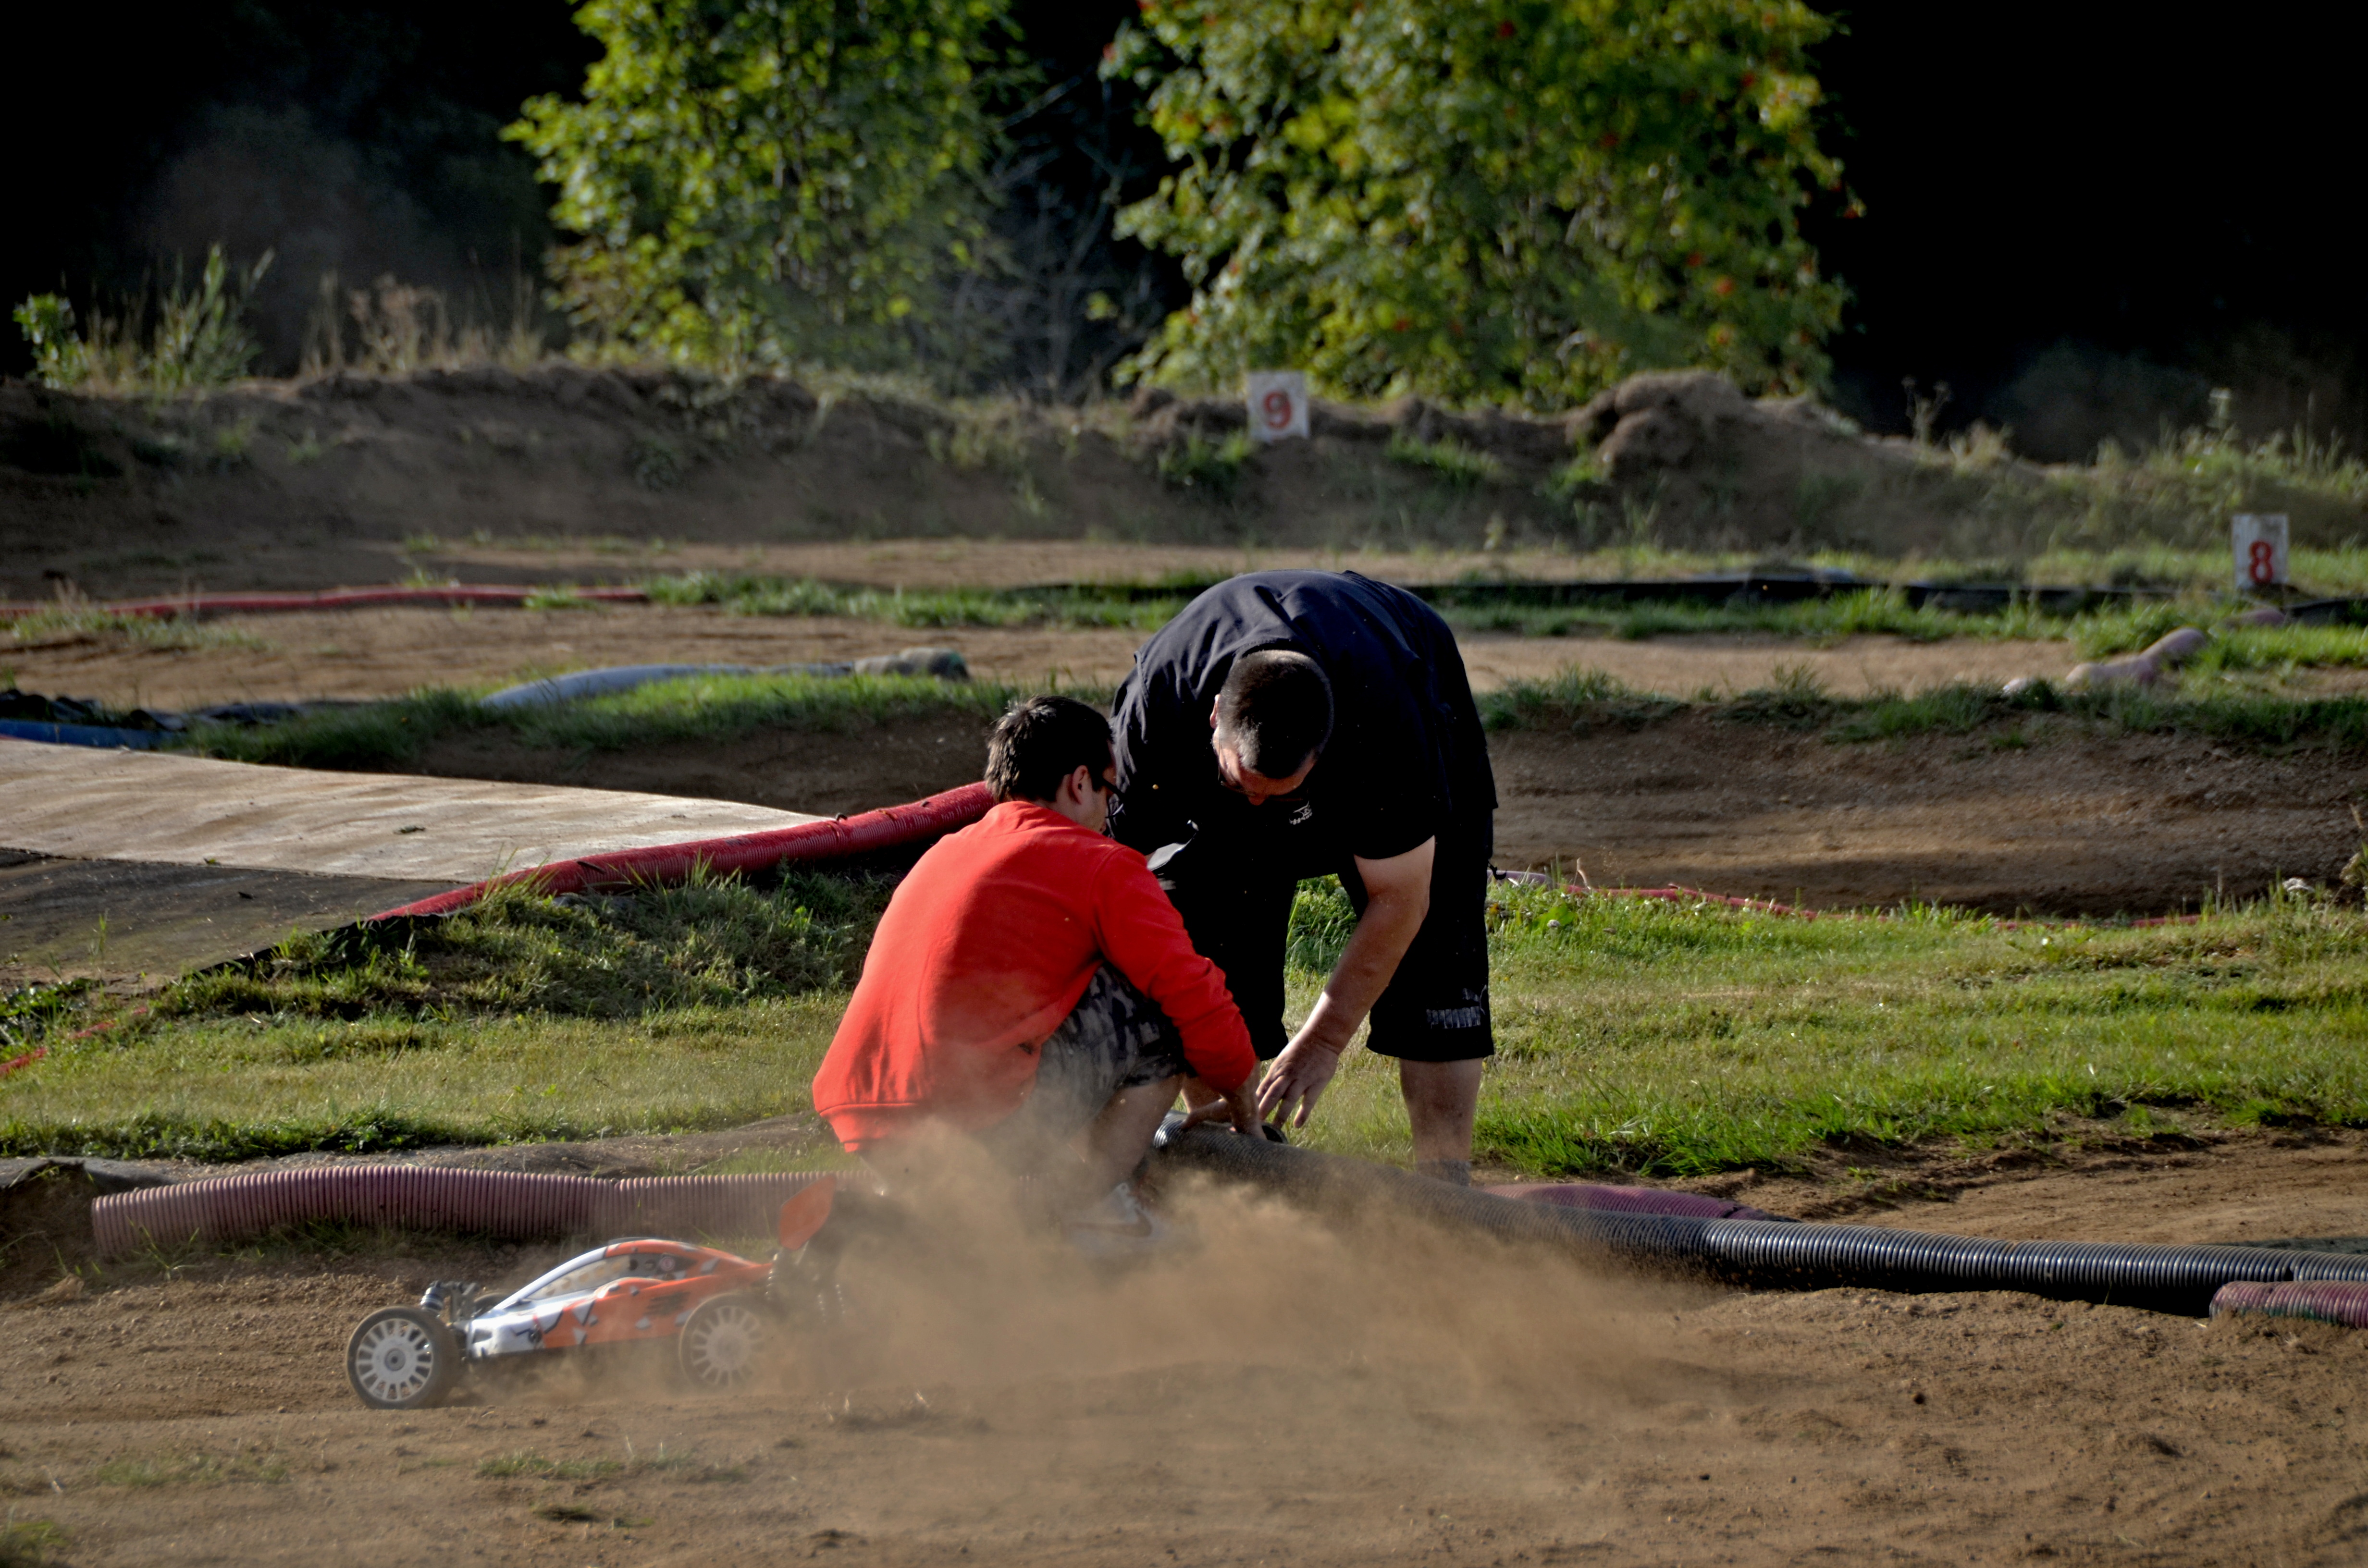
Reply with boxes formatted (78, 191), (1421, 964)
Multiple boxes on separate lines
(89, 1166), (833, 1258)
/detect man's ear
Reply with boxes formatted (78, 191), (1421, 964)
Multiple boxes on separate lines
(1208, 699), (1220, 730)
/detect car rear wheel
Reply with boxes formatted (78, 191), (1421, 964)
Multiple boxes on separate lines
(347, 1307), (462, 1409)
(678, 1293), (767, 1392)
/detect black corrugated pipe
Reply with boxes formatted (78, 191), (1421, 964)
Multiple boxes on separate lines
(1147, 1127), (2368, 1317)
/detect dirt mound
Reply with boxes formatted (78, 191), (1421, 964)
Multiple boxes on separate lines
(2, 364), (2112, 603)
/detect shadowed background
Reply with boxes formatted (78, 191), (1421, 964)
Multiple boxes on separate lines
(7, 1), (2363, 455)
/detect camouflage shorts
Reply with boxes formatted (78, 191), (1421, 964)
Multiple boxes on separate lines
(977, 966), (1190, 1169)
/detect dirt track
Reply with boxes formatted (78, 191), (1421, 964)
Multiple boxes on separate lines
(5, 601), (2082, 710)
(391, 709), (2365, 916)
(10, 1135), (2368, 1566)
(14, 604), (2364, 913)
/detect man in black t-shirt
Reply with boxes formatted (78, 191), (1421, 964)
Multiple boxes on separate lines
(1108, 570), (1497, 1184)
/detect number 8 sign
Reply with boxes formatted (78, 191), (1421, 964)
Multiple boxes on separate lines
(1244, 371), (1310, 443)
(2232, 514), (2289, 592)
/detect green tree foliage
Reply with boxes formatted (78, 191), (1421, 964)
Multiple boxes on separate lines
(11, 296), (89, 388)
(1105, 0), (1850, 407)
(507, 0), (1009, 368)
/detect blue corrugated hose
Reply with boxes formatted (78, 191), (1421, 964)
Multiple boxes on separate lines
(0, 718), (168, 749)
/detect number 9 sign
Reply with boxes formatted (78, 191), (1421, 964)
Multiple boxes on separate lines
(1244, 371), (1310, 443)
(2232, 514), (2289, 592)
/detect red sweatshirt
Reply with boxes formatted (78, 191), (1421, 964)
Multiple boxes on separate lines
(812, 800), (1256, 1151)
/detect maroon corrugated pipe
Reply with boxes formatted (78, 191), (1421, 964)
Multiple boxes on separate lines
(367, 781), (995, 921)
(89, 1166), (833, 1258)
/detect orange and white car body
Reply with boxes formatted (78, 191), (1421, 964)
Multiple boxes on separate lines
(456, 1176), (839, 1364)
(464, 1239), (770, 1361)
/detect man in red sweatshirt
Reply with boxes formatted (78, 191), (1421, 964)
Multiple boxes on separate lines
(812, 696), (1263, 1225)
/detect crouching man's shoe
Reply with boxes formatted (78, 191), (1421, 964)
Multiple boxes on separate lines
(1064, 1180), (1178, 1259)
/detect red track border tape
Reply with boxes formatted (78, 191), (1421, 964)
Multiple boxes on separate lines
(364, 781), (995, 922)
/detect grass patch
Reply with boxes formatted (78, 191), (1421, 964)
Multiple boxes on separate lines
(627, 1444), (747, 1482)
(90, 1452), (288, 1488)
(2, 605), (268, 656)
(2036, 425), (2368, 553)
(11, 836), (2368, 1178)
(1386, 432), (1504, 488)
(1479, 665), (2368, 755)
(1434, 585), (2078, 644)
(1472, 666), (1685, 735)
(3, 980), (94, 1057)
(165, 871), (890, 1019)
(1155, 430), (1253, 499)
(629, 567), (2323, 657)
(481, 1445), (742, 1484)
(479, 1452), (620, 1482)
(1296, 880), (2368, 1176)
(0, 873), (887, 1159)
(173, 671), (1065, 772)
(645, 570), (1201, 631)
(0, 1518), (66, 1568)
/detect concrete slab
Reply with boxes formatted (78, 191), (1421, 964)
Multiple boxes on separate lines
(0, 737), (827, 986)
(0, 738), (824, 883)
(0, 850), (449, 987)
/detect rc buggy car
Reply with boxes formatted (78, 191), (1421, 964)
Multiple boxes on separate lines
(345, 1177), (840, 1409)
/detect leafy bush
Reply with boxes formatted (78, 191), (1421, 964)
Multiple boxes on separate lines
(11, 296), (88, 388)
(8, 245), (271, 392)
(507, 0), (1010, 369)
(1107, 0), (1848, 406)
(1154, 430), (1253, 498)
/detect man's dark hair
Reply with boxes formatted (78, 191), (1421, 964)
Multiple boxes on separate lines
(985, 695), (1114, 803)
(1215, 649), (1333, 778)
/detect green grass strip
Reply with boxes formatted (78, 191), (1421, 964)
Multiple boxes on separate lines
(8, 870), (2368, 1177)
(644, 570), (1209, 631)
(174, 671), (1080, 771)
(637, 573), (2368, 663)
(1306, 882), (2368, 1176)
(1479, 667), (2368, 754)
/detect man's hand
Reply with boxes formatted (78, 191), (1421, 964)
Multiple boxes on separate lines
(1243, 837), (1434, 1133)
(1179, 1072), (1269, 1137)
(1255, 1036), (1344, 1129)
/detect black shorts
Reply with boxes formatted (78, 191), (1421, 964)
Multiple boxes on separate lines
(1151, 816), (1494, 1065)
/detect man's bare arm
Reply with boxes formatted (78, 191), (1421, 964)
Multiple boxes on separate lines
(1256, 837), (1435, 1127)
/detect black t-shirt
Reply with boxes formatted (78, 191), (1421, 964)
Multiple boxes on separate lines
(1109, 571), (1496, 867)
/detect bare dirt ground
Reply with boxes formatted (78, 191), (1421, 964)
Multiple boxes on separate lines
(403, 710), (2360, 916)
(1486, 712), (2368, 915)
(9, 1136), (2368, 1566)
(4, 601), (2082, 710)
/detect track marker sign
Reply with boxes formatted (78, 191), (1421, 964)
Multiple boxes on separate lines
(1245, 371), (1309, 442)
(2232, 514), (2289, 592)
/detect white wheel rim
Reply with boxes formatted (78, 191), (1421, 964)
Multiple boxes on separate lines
(354, 1318), (438, 1403)
(686, 1304), (763, 1386)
